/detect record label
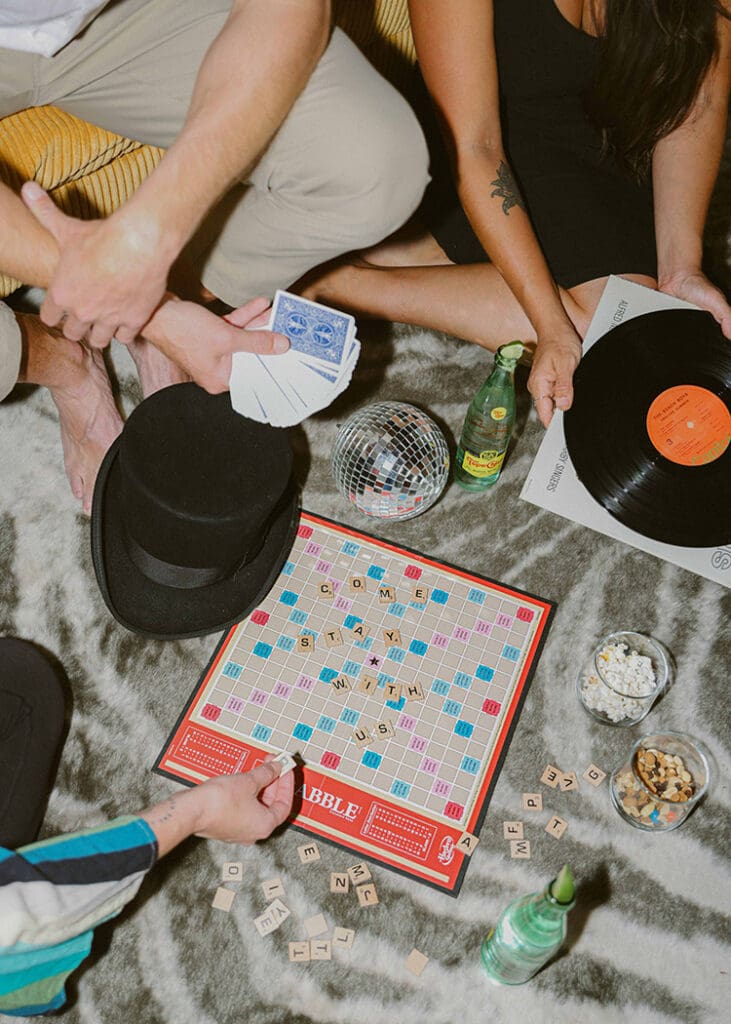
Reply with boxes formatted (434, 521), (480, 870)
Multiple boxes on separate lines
(646, 385), (731, 467)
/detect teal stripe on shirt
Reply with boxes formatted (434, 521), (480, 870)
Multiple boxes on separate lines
(16, 817), (155, 865)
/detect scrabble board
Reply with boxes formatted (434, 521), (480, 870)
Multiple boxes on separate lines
(155, 512), (555, 894)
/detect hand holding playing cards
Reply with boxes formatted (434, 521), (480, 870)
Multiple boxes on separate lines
(147, 295), (289, 394)
(229, 290), (361, 425)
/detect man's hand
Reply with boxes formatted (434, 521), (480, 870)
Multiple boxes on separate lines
(659, 269), (731, 339)
(526, 327), (582, 428)
(193, 760), (295, 844)
(146, 295), (289, 393)
(21, 181), (175, 346)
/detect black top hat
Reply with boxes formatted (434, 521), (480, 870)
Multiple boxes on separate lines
(91, 383), (300, 639)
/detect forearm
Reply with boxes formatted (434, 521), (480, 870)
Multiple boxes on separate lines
(456, 146), (573, 337)
(118, 0), (331, 259)
(652, 21), (730, 283)
(0, 182), (57, 287)
(138, 786), (207, 858)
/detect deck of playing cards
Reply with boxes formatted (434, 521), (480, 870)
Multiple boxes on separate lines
(229, 290), (361, 427)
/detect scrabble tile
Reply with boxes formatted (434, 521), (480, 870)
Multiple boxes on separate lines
(502, 821), (524, 840)
(221, 861), (243, 882)
(310, 939), (332, 961)
(540, 764), (562, 788)
(374, 719), (395, 740)
(347, 862), (372, 884)
(212, 887), (236, 912)
(356, 882), (379, 907)
(332, 926), (355, 950)
(324, 628), (343, 648)
(357, 673), (379, 695)
(583, 763), (607, 787)
(510, 839), (531, 859)
(559, 771), (579, 792)
(404, 681), (425, 702)
(382, 627), (401, 646)
(349, 576), (367, 593)
(378, 586), (396, 604)
(317, 581), (335, 600)
(522, 793), (543, 812)
(332, 674), (352, 692)
(296, 634), (315, 652)
(268, 898), (291, 925)
(304, 913), (328, 938)
(297, 842), (321, 864)
(351, 622), (371, 642)
(353, 727), (373, 748)
(545, 815), (568, 839)
(456, 832), (479, 856)
(262, 877), (285, 901)
(288, 941), (311, 962)
(330, 872), (350, 894)
(272, 751), (297, 775)
(405, 949), (429, 977)
(411, 585), (429, 603)
(254, 909), (278, 936)
(384, 682), (402, 702)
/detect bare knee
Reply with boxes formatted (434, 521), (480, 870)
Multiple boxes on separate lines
(565, 273), (657, 337)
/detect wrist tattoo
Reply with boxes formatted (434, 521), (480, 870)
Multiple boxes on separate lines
(151, 796), (177, 825)
(491, 161), (525, 215)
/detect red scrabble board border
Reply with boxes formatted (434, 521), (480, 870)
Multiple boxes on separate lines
(154, 510), (556, 895)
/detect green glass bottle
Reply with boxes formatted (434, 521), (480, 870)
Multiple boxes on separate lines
(480, 864), (575, 985)
(454, 340), (524, 491)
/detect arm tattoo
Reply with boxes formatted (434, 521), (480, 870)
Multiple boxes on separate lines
(490, 161), (525, 215)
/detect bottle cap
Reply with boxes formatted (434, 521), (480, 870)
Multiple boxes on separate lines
(495, 340), (524, 366)
(549, 864), (574, 904)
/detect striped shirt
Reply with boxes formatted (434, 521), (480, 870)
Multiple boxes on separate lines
(0, 816), (157, 1016)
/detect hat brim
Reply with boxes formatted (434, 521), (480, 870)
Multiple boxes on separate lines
(91, 436), (300, 640)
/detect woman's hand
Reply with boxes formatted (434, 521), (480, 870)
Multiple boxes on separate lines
(659, 269), (731, 338)
(526, 326), (583, 427)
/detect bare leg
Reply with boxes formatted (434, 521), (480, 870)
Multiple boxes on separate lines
(124, 336), (190, 399)
(17, 314), (123, 515)
(300, 228), (657, 350)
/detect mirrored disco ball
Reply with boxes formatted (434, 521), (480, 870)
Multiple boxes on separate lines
(331, 402), (450, 520)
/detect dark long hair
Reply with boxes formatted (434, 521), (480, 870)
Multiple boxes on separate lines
(588, 0), (729, 179)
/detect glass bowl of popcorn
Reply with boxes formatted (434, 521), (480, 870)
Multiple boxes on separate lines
(576, 631), (669, 726)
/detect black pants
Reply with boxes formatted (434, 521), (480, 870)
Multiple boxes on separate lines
(0, 638), (67, 848)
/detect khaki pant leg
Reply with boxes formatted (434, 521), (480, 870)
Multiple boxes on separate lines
(0, 303), (22, 401)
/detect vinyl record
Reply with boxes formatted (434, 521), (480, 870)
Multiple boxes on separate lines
(564, 308), (731, 547)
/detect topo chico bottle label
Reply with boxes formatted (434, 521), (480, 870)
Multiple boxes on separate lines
(460, 448), (505, 478)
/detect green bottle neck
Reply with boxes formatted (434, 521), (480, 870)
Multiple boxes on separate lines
(510, 885), (575, 938)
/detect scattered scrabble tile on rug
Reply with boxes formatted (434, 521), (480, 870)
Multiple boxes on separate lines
(545, 815), (569, 839)
(522, 793), (543, 811)
(289, 941), (310, 962)
(540, 764), (562, 787)
(298, 842), (321, 864)
(310, 939), (332, 961)
(332, 927), (355, 950)
(347, 862), (372, 884)
(212, 887), (236, 912)
(221, 861), (243, 882)
(254, 908), (279, 936)
(356, 882), (379, 908)
(262, 877), (285, 900)
(583, 763), (607, 786)
(305, 913), (329, 937)
(330, 872), (350, 894)
(405, 949), (429, 977)
(268, 898), (291, 926)
(503, 821), (524, 840)
(510, 839), (531, 859)
(559, 771), (579, 792)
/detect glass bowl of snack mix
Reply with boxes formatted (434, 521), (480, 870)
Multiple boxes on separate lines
(576, 631), (669, 726)
(610, 732), (713, 831)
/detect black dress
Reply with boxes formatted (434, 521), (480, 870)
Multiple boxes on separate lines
(420, 0), (657, 288)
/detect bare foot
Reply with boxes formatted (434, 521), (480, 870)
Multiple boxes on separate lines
(125, 336), (190, 398)
(49, 347), (124, 515)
